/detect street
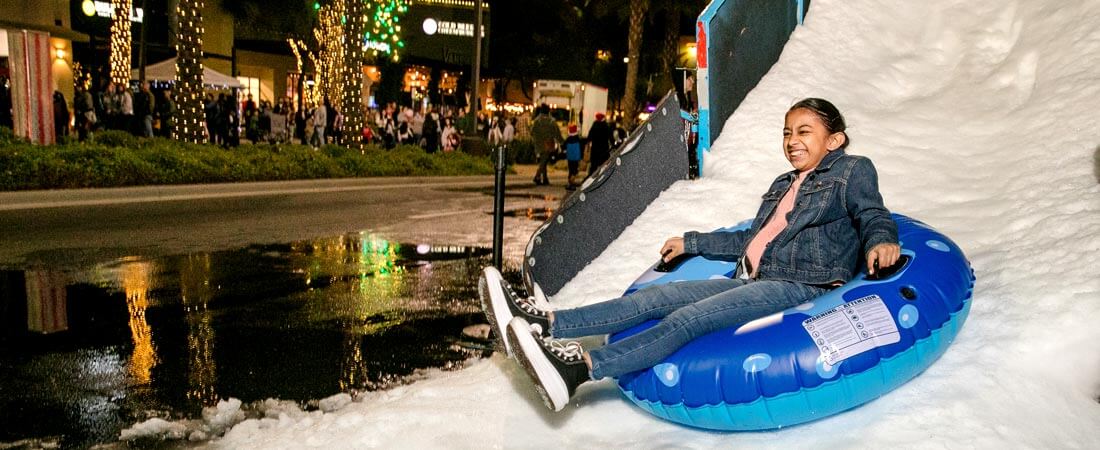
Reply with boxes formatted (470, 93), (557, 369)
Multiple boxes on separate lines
(0, 167), (570, 269)
(0, 168), (569, 448)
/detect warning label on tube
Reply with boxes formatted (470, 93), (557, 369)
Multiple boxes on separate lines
(802, 294), (900, 365)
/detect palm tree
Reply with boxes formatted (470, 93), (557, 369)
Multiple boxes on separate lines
(620, 0), (649, 130)
(110, 0), (134, 86)
(175, 0), (205, 143)
(651, 0), (704, 106)
(342, 0), (366, 149)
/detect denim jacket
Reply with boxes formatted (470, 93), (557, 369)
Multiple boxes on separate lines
(682, 150), (898, 285)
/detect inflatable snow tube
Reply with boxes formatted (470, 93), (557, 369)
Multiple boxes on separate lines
(609, 214), (975, 430)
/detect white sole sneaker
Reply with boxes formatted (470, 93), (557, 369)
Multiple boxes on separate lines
(479, 266), (515, 357)
(506, 317), (569, 412)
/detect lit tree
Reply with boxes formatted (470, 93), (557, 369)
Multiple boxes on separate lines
(312, 1), (346, 106)
(175, 0), (205, 143)
(364, 0), (407, 61)
(109, 0), (133, 86)
(295, 0), (405, 148)
(342, 0), (367, 149)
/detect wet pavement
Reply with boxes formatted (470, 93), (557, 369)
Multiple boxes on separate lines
(0, 235), (511, 448)
(0, 174), (566, 448)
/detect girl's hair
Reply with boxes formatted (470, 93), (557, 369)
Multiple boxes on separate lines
(789, 98), (850, 150)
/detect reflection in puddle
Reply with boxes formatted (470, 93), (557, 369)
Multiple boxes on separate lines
(0, 234), (493, 448)
(494, 208), (556, 221)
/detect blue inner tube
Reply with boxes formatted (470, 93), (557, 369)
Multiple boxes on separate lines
(609, 214), (975, 430)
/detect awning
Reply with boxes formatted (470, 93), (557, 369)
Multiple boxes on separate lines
(131, 58), (242, 88)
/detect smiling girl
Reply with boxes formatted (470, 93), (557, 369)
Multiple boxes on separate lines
(482, 98), (901, 412)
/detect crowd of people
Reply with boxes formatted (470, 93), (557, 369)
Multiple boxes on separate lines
(5, 78), (633, 186)
(37, 80), (174, 143)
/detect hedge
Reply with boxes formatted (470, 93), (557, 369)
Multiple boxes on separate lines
(0, 128), (501, 191)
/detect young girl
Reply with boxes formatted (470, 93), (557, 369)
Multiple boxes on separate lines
(482, 98), (901, 412)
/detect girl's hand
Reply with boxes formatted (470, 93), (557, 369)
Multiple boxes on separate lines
(660, 237), (685, 262)
(867, 243), (901, 275)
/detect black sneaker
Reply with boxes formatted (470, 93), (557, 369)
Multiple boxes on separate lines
(478, 266), (550, 357)
(506, 317), (590, 412)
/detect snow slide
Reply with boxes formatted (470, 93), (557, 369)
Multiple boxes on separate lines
(209, 0), (1100, 447)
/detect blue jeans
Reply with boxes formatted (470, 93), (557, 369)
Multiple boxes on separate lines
(550, 278), (828, 379)
(142, 115), (154, 138)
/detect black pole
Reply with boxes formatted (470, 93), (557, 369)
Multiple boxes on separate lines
(469, 0), (482, 135)
(492, 145), (506, 269)
(138, 0), (148, 83)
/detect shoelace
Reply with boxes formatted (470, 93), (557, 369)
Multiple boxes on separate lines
(518, 297), (547, 317)
(543, 337), (584, 362)
(507, 285), (547, 317)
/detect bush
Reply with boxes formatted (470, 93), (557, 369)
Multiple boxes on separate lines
(0, 127), (496, 191)
(92, 130), (139, 148)
(0, 126), (26, 145)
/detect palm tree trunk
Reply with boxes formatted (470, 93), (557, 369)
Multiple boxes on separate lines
(110, 0), (134, 86)
(657, 5), (679, 97)
(342, 0), (366, 149)
(622, 0), (649, 130)
(174, 0), (205, 143)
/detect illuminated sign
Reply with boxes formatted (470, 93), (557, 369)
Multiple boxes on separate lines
(83, 0), (144, 23)
(365, 40), (392, 53)
(421, 18), (483, 37)
(422, 18), (438, 35)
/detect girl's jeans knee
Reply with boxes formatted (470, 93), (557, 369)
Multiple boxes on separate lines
(552, 279), (826, 379)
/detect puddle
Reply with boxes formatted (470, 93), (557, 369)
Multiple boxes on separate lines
(442, 185), (560, 201)
(0, 234), (494, 448)
(492, 208), (556, 221)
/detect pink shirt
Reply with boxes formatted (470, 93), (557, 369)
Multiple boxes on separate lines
(744, 170), (809, 278)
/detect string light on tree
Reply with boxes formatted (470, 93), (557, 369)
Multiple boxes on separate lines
(109, 0), (133, 86)
(312, 1), (347, 108)
(174, 0), (205, 143)
(365, 0), (408, 61)
(342, 0), (367, 149)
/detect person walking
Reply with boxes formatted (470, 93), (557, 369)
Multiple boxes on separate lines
(503, 117), (516, 145)
(586, 112), (612, 177)
(487, 117), (505, 148)
(73, 85), (95, 141)
(422, 107), (440, 153)
(156, 88), (175, 139)
(204, 94), (219, 144)
(310, 99), (328, 148)
(134, 82), (156, 138)
(117, 83), (134, 135)
(102, 83), (119, 130)
(563, 124), (583, 190)
(530, 104), (562, 185)
(52, 91), (70, 140)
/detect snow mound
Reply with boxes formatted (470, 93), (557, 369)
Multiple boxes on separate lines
(213, 0), (1100, 447)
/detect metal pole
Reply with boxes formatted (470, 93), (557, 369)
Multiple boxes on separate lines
(139, 0), (148, 83)
(469, 0), (482, 135)
(492, 145), (506, 269)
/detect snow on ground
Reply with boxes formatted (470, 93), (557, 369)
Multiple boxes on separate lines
(194, 0), (1100, 447)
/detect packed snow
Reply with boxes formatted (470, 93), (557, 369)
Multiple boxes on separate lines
(123, 0), (1100, 447)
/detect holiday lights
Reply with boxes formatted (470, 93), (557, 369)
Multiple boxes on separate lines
(174, 0), (205, 143)
(109, 0), (132, 86)
(342, 0), (367, 149)
(312, 1), (346, 107)
(365, 0), (408, 61)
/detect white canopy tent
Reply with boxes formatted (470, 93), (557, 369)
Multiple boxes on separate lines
(130, 58), (242, 88)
